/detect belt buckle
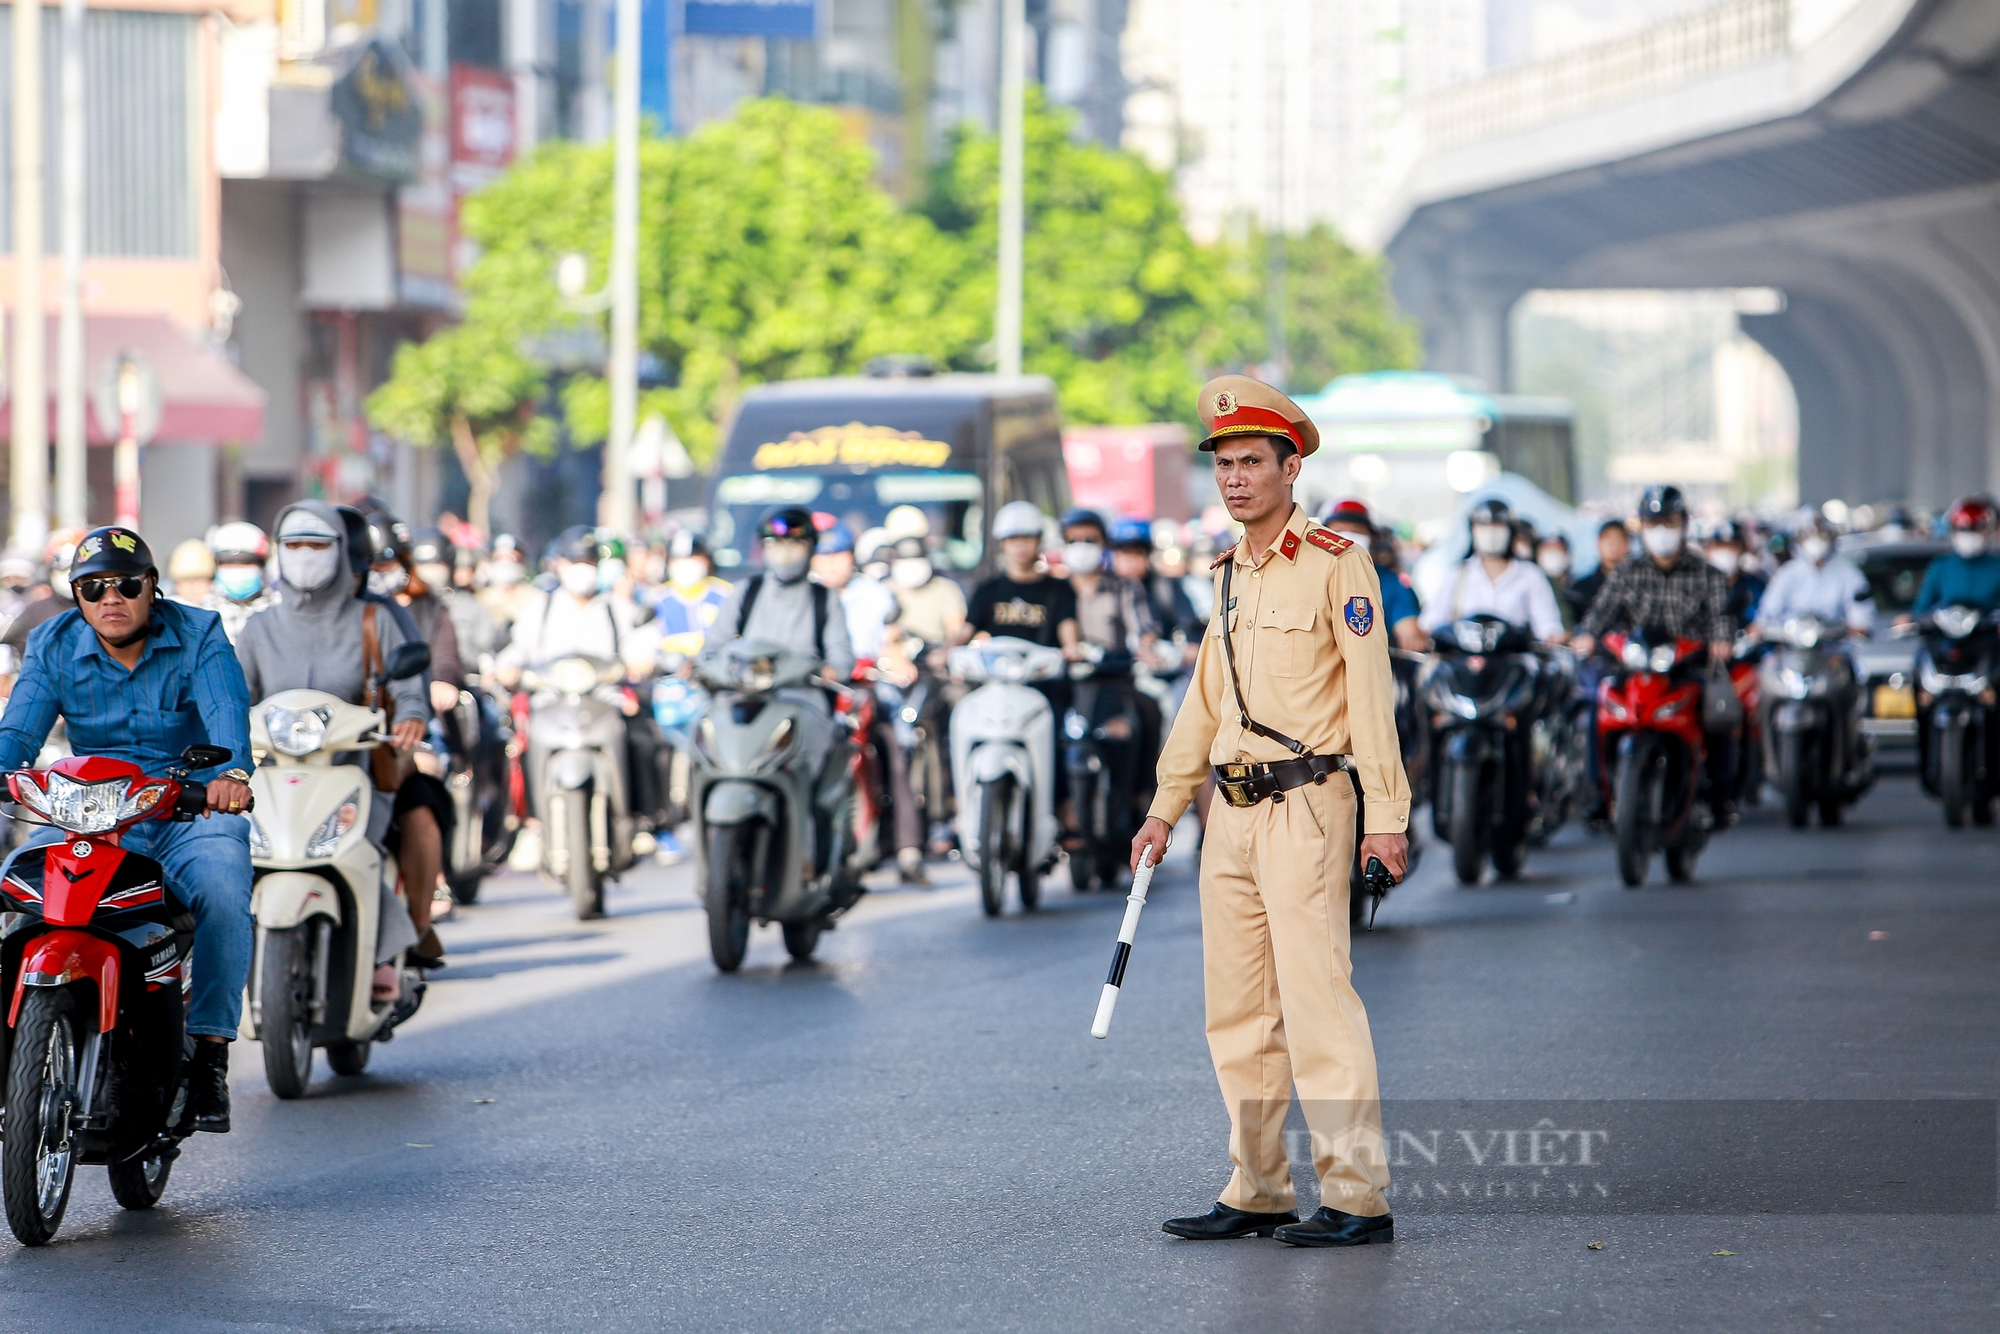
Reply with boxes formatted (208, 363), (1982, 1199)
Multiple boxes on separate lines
(1217, 763), (1257, 807)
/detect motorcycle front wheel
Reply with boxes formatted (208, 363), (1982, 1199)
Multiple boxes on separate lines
(781, 919), (822, 962)
(705, 824), (756, 972)
(259, 924), (317, 1099)
(1939, 724), (1970, 828)
(1778, 730), (1812, 829)
(106, 1144), (172, 1211)
(3, 987), (81, 1245)
(978, 778), (1012, 918)
(554, 790), (604, 919)
(1448, 760), (1485, 885)
(1614, 744), (1659, 888)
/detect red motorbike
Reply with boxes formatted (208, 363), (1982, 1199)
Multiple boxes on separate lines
(0, 744), (232, 1245)
(1596, 630), (1750, 886)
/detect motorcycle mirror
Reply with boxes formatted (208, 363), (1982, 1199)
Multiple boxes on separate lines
(386, 641), (432, 681)
(178, 743), (234, 770)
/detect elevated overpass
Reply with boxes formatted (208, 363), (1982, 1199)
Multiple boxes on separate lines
(1379, 0), (2000, 506)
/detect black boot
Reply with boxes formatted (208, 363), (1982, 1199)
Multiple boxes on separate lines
(1273, 1207), (1394, 1247)
(187, 1039), (231, 1133)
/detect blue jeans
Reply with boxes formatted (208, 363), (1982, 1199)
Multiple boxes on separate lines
(15, 814), (254, 1038)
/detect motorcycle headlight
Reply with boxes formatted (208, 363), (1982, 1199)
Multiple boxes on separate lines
(304, 789), (361, 859)
(1652, 697), (1688, 720)
(730, 657), (777, 693)
(1784, 617), (1821, 648)
(15, 773), (151, 834)
(1621, 641), (1649, 671)
(1777, 667), (1810, 699)
(752, 717), (795, 772)
(1933, 606), (1981, 640)
(548, 657), (604, 696)
(989, 653), (1027, 684)
(246, 811), (271, 856)
(1447, 693), (1480, 720)
(1648, 644), (1678, 674)
(1602, 697), (1630, 721)
(266, 705), (330, 757)
(1064, 709), (1089, 740)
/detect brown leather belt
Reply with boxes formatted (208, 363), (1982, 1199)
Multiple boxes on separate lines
(1213, 753), (1350, 808)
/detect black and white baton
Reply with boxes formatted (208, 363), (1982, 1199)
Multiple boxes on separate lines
(1090, 844), (1157, 1039)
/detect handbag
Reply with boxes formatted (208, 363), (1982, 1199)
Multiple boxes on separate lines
(361, 603), (409, 792)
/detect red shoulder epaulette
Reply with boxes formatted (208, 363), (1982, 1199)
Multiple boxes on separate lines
(1302, 526), (1352, 556)
(1210, 544), (1237, 570)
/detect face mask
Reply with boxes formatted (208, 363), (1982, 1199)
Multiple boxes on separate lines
(765, 549), (810, 584)
(415, 562), (451, 590)
(215, 566), (265, 602)
(1952, 531), (1988, 559)
(1799, 536), (1831, 564)
(891, 557), (933, 590)
(489, 561), (525, 586)
(559, 562), (601, 597)
(368, 567), (409, 597)
(668, 558), (708, 589)
(597, 557), (627, 592)
(1640, 525), (1685, 560)
(279, 544), (342, 592)
(1538, 550), (1570, 578)
(1513, 542), (1534, 561)
(1706, 548), (1740, 576)
(1063, 542), (1103, 573)
(1471, 524), (1511, 557)
(50, 571), (72, 601)
(1335, 529), (1371, 552)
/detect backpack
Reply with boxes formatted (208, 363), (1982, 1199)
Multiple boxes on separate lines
(735, 576), (830, 659)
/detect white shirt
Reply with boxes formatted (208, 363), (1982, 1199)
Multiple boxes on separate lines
(498, 590), (647, 670)
(1755, 556), (1874, 632)
(836, 574), (898, 660)
(1419, 557), (1567, 642)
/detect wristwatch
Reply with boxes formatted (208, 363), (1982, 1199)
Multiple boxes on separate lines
(220, 768), (252, 784)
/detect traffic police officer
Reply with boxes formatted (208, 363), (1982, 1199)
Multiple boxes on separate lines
(1131, 375), (1410, 1248)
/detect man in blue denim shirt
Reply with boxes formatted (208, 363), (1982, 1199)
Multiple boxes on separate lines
(0, 526), (253, 1132)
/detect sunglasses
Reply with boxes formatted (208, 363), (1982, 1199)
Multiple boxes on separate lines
(77, 575), (149, 603)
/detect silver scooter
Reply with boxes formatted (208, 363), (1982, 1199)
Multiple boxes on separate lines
(690, 639), (869, 971)
(947, 637), (1067, 917)
(523, 655), (635, 919)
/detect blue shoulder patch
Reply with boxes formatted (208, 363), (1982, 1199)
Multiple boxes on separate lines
(1344, 596), (1374, 637)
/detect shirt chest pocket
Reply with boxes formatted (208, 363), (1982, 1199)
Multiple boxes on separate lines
(1254, 604), (1316, 678)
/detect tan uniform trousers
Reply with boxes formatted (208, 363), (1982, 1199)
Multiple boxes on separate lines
(1200, 773), (1391, 1217)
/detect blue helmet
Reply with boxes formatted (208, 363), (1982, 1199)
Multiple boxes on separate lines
(1060, 507), (1106, 538)
(817, 522), (856, 555)
(1109, 517), (1152, 549)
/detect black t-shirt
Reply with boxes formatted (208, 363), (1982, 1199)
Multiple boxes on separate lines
(967, 575), (1077, 649)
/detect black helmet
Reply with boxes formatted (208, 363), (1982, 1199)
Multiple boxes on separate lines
(667, 529), (709, 561)
(1060, 507), (1107, 538)
(333, 506), (374, 579)
(70, 526), (156, 583)
(1638, 485), (1687, 523)
(757, 507), (817, 543)
(1467, 498), (1512, 526)
(365, 512), (411, 567)
(408, 528), (450, 566)
(550, 524), (600, 563)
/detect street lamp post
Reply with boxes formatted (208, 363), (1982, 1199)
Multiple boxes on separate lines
(602, 0), (641, 535)
(995, 0), (1025, 380)
(56, 0), (88, 530)
(11, 0), (49, 553)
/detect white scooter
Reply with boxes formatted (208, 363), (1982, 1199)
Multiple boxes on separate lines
(240, 640), (431, 1097)
(947, 636), (1067, 917)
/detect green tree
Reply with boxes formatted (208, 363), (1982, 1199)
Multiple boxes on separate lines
(921, 91), (1258, 425)
(1261, 225), (1422, 393)
(364, 322), (555, 538)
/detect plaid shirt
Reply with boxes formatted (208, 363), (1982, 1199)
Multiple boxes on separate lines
(1579, 550), (1734, 643)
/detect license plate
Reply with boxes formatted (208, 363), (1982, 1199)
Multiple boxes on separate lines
(1874, 685), (1916, 719)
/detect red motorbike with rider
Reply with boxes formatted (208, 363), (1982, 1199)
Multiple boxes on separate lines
(0, 743), (235, 1244)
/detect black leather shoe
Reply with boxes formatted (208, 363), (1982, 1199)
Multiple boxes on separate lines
(1274, 1207), (1393, 1247)
(1162, 1202), (1299, 1240)
(187, 1040), (231, 1133)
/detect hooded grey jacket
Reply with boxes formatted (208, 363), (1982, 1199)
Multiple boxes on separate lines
(236, 500), (430, 724)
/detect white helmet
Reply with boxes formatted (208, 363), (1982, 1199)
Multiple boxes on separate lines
(992, 500), (1047, 541)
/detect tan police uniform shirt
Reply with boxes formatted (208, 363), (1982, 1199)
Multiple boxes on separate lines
(1148, 504), (1412, 835)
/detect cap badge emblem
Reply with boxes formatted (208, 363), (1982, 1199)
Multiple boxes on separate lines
(1213, 390), (1237, 416)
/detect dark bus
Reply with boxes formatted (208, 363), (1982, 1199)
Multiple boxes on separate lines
(705, 372), (1070, 579)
